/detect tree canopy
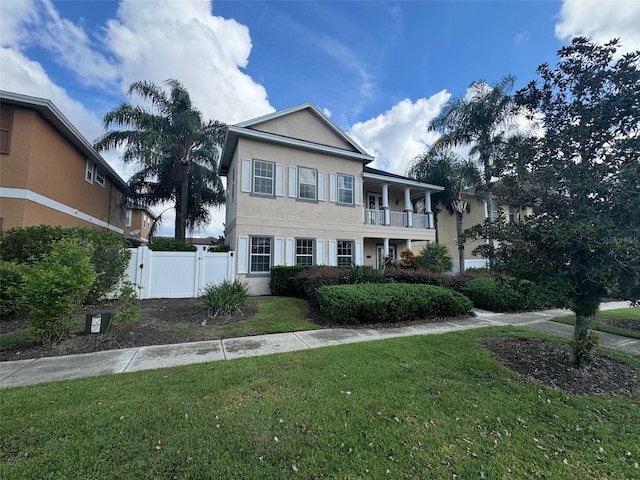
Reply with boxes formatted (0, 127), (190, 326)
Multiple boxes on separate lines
(95, 80), (227, 242)
(487, 37), (640, 365)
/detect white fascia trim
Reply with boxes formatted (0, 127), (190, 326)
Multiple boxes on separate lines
(362, 172), (445, 192)
(1, 188), (124, 234)
(231, 126), (374, 163)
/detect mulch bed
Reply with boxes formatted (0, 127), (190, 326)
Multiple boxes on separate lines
(1, 300), (638, 396)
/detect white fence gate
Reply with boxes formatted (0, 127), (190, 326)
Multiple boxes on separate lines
(124, 247), (236, 299)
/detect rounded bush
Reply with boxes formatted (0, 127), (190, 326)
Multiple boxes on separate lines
(316, 283), (472, 324)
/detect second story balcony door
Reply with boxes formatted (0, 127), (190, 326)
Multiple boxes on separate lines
(366, 193), (384, 225)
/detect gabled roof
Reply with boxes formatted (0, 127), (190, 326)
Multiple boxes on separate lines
(0, 90), (128, 191)
(220, 102), (374, 174)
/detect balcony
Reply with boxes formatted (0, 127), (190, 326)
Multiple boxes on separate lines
(364, 209), (433, 229)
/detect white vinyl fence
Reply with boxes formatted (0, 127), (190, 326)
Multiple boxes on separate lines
(124, 247), (236, 299)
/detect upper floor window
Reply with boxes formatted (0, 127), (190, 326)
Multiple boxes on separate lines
(0, 107), (13, 154)
(125, 209), (132, 227)
(85, 159), (95, 183)
(95, 168), (105, 187)
(253, 159), (274, 195)
(230, 167), (235, 202)
(298, 167), (317, 201)
(250, 236), (272, 273)
(337, 174), (353, 204)
(337, 240), (354, 266)
(296, 238), (314, 266)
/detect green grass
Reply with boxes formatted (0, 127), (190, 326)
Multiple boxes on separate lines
(170, 296), (320, 340)
(552, 308), (640, 340)
(2, 327), (639, 479)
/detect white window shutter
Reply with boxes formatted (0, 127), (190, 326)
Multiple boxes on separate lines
(241, 158), (252, 193)
(288, 166), (297, 198)
(318, 171), (326, 201)
(329, 173), (337, 202)
(274, 238), (284, 266)
(237, 236), (248, 274)
(316, 239), (324, 265)
(355, 177), (363, 205)
(328, 240), (337, 266)
(355, 241), (363, 265)
(285, 238), (295, 266)
(276, 164), (285, 196)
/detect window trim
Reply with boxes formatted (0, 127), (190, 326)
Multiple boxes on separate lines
(249, 235), (273, 275)
(252, 159), (275, 196)
(85, 159), (95, 184)
(0, 107), (14, 154)
(337, 173), (354, 205)
(337, 239), (354, 266)
(298, 167), (318, 201)
(95, 167), (106, 187)
(125, 209), (132, 227)
(295, 238), (315, 266)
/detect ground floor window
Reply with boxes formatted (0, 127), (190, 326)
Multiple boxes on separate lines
(337, 240), (354, 266)
(250, 236), (272, 273)
(296, 238), (314, 266)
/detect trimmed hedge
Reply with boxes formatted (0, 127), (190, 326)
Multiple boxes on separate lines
(458, 277), (560, 312)
(316, 283), (473, 325)
(383, 267), (493, 291)
(270, 265), (311, 296)
(0, 260), (27, 319)
(148, 239), (197, 251)
(293, 265), (387, 300)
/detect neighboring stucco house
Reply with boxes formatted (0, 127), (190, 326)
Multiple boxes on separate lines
(434, 193), (533, 272)
(0, 91), (128, 235)
(125, 205), (157, 245)
(220, 103), (444, 294)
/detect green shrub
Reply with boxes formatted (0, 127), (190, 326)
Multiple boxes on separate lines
(383, 267), (447, 286)
(0, 225), (130, 302)
(416, 243), (453, 272)
(270, 265), (310, 296)
(343, 265), (388, 285)
(208, 244), (231, 252)
(25, 238), (96, 346)
(148, 239), (197, 251)
(0, 260), (27, 319)
(458, 276), (559, 312)
(112, 281), (141, 326)
(316, 283), (473, 325)
(201, 280), (249, 319)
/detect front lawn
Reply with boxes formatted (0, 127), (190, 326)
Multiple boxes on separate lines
(2, 328), (639, 479)
(552, 307), (640, 340)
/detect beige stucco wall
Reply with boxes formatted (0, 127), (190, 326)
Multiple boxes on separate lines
(436, 195), (487, 262)
(253, 109), (355, 151)
(0, 105), (125, 232)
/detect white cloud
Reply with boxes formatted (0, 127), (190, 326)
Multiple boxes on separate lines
(104, 0), (273, 124)
(348, 93), (450, 176)
(556, 0), (640, 53)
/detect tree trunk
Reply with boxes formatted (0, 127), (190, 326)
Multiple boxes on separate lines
(571, 293), (600, 367)
(177, 161), (189, 243)
(456, 211), (465, 273)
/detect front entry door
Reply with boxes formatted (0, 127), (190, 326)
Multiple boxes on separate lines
(376, 245), (397, 269)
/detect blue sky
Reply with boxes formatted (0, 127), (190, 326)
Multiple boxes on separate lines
(1, 0), (638, 237)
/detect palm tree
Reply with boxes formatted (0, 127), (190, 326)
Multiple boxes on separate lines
(408, 150), (482, 273)
(95, 80), (226, 242)
(428, 75), (517, 263)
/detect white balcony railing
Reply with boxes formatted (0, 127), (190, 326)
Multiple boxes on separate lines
(363, 209), (433, 229)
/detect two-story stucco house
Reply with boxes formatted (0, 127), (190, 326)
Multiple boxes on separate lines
(220, 103), (444, 294)
(0, 91), (128, 235)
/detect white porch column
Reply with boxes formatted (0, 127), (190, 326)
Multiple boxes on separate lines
(404, 187), (413, 227)
(383, 238), (389, 257)
(425, 192), (434, 229)
(406, 239), (412, 250)
(382, 184), (390, 225)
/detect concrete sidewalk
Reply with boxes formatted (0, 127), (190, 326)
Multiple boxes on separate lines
(1, 301), (637, 389)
